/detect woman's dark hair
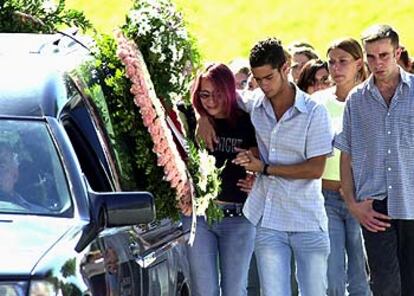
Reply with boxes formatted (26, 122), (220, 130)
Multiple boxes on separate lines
(297, 59), (328, 93)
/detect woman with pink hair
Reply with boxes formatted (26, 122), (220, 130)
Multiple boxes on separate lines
(183, 63), (257, 296)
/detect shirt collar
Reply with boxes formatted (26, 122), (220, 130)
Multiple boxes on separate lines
(367, 66), (410, 92)
(255, 83), (308, 113)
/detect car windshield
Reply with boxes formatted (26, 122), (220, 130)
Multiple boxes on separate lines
(0, 119), (72, 216)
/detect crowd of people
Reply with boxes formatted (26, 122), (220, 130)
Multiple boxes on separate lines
(181, 24), (414, 296)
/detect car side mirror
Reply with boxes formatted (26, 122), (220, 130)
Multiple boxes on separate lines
(89, 191), (156, 227)
(75, 190), (155, 252)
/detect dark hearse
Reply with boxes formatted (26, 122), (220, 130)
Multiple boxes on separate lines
(0, 33), (190, 296)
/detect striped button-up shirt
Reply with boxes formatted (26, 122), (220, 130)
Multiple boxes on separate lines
(239, 85), (334, 231)
(335, 69), (414, 219)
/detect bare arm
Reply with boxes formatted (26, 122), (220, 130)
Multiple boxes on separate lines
(266, 155), (327, 179)
(340, 152), (391, 232)
(339, 152), (357, 206)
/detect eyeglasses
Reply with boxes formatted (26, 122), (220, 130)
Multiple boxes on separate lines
(198, 90), (222, 100)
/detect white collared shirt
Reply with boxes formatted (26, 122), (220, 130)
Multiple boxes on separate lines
(239, 85), (334, 231)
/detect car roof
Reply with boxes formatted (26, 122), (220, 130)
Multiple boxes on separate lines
(0, 33), (92, 118)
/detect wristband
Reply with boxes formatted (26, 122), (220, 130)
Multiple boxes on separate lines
(262, 164), (269, 175)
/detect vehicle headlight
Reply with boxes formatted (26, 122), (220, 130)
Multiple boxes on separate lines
(29, 280), (60, 296)
(0, 281), (27, 296)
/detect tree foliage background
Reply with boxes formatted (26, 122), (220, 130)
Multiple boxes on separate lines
(0, 0), (91, 33)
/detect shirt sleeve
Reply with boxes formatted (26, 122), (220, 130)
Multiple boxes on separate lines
(236, 89), (256, 113)
(306, 103), (334, 159)
(334, 99), (351, 154)
(245, 117), (257, 148)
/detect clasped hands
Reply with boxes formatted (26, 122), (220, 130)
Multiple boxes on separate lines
(232, 148), (264, 174)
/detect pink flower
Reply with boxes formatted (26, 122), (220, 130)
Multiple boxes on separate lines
(157, 153), (171, 166)
(142, 108), (156, 127)
(164, 159), (177, 174)
(134, 95), (146, 107)
(170, 174), (182, 188)
(153, 138), (168, 154)
(125, 65), (136, 78)
(124, 57), (135, 66)
(116, 48), (129, 59)
(176, 179), (185, 191)
(130, 84), (143, 96)
(143, 114), (154, 127)
(165, 169), (178, 182)
(148, 122), (162, 137)
(131, 76), (142, 86)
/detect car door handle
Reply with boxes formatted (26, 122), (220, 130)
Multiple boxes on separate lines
(129, 228), (188, 268)
(134, 251), (157, 268)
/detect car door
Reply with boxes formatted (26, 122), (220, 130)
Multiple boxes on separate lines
(59, 78), (143, 296)
(66, 73), (191, 296)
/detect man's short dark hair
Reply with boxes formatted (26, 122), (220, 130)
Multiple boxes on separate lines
(361, 24), (399, 49)
(249, 37), (286, 70)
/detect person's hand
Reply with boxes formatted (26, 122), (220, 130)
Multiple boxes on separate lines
(347, 199), (391, 232)
(195, 116), (218, 151)
(237, 173), (256, 193)
(232, 148), (264, 173)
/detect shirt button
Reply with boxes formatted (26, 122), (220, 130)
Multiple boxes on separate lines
(388, 167), (392, 171)
(387, 112), (391, 116)
(388, 149), (391, 154)
(387, 131), (391, 135)
(271, 148), (276, 152)
(389, 185), (393, 189)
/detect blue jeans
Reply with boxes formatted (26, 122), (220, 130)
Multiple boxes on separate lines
(182, 213), (255, 296)
(323, 189), (370, 296)
(254, 220), (330, 296)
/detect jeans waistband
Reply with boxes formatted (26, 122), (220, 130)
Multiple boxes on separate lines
(217, 203), (244, 217)
(322, 189), (343, 200)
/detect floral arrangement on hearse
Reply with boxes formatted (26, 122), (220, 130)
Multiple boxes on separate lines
(83, 0), (223, 222)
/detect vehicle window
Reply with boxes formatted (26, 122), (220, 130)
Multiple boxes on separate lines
(74, 64), (142, 191)
(63, 78), (114, 192)
(0, 120), (72, 216)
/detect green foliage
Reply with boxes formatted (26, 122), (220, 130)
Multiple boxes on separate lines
(122, 0), (201, 107)
(0, 0), (92, 33)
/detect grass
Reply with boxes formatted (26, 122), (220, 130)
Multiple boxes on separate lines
(66, 0), (414, 63)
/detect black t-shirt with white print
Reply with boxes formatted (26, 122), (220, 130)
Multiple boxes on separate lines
(211, 110), (257, 204)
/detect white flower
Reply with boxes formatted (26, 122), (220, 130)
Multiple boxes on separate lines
(159, 53), (166, 62)
(149, 42), (162, 55)
(137, 18), (151, 36)
(195, 193), (214, 216)
(169, 75), (178, 85)
(176, 29), (188, 40)
(42, 0), (56, 13)
(199, 150), (216, 176)
(198, 174), (208, 192)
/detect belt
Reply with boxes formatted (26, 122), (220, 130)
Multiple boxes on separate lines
(218, 203), (244, 218)
(322, 179), (341, 192)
